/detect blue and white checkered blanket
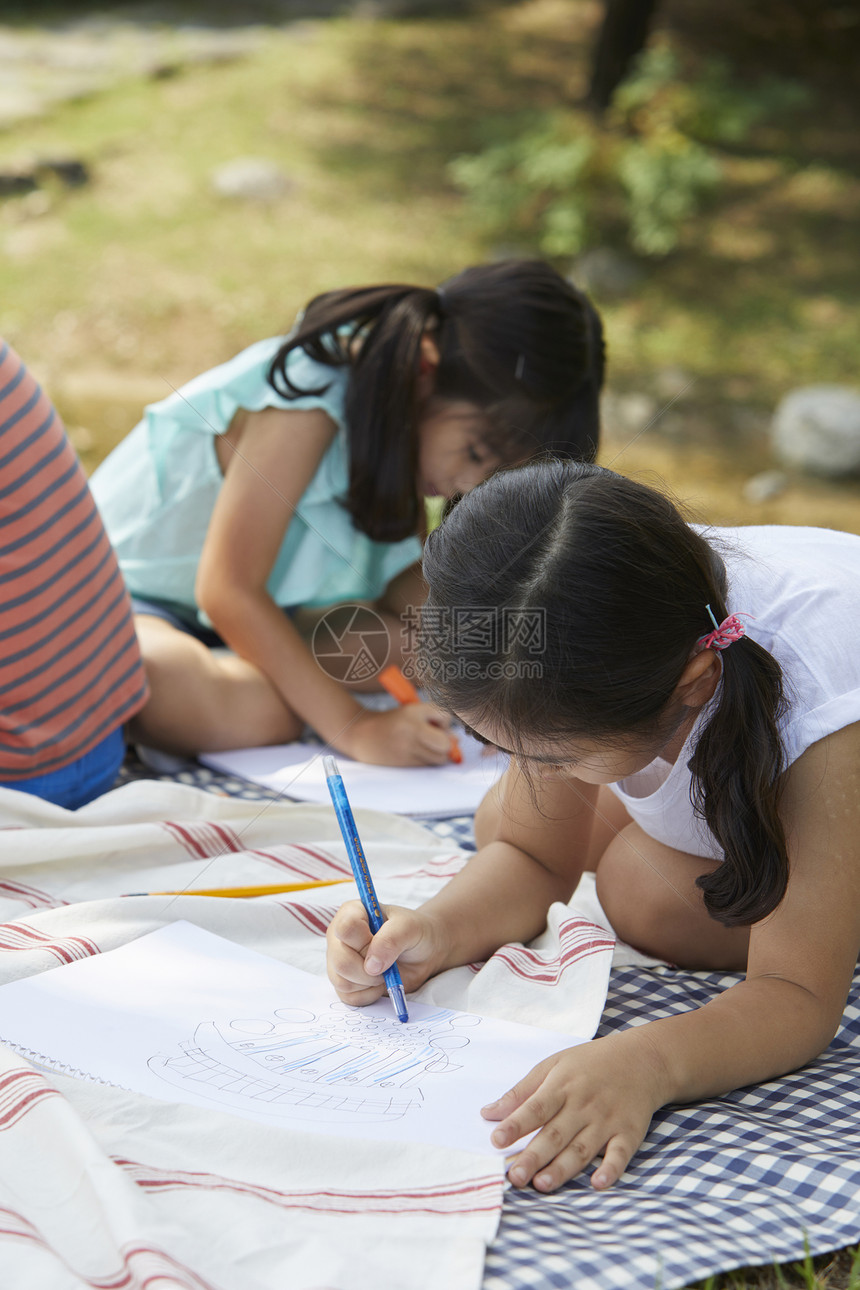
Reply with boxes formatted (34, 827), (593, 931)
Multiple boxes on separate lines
(120, 754), (860, 1290)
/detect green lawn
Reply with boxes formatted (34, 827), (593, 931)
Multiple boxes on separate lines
(1, 1), (858, 534)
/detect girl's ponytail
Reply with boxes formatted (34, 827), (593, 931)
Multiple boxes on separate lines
(269, 283), (442, 542)
(690, 633), (788, 926)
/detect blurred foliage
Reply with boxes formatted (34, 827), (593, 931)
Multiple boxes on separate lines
(449, 42), (812, 257)
(1, 0), (857, 534)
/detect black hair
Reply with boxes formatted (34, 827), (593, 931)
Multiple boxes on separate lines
(267, 260), (605, 543)
(419, 460), (788, 927)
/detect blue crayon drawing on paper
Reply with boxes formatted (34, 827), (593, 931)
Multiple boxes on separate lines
(148, 1003), (481, 1125)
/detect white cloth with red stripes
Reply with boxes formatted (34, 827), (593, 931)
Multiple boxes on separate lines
(0, 779), (616, 1290)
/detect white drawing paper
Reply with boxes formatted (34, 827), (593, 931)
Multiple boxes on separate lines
(0, 922), (582, 1155)
(200, 735), (508, 818)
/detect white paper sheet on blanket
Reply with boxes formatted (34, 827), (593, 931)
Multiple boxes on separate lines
(201, 734), (508, 817)
(0, 920), (582, 1155)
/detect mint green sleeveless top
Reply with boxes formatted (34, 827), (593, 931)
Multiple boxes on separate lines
(90, 337), (421, 623)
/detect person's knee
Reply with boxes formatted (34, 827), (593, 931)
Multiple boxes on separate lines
(133, 616), (186, 677)
(595, 826), (680, 952)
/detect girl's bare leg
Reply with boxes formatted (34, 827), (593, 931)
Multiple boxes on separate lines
(474, 780), (746, 970)
(128, 615), (304, 755)
(595, 816), (750, 971)
(475, 779), (634, 866)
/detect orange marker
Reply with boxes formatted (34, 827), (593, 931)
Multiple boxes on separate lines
(379, 664), (463, 764)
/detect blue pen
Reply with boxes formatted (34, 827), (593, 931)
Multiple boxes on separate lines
(323, 755), (409, 1023)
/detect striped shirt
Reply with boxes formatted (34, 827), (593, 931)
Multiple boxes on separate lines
(0, 340), (147, 778)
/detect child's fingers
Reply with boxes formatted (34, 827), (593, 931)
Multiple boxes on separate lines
(481, 1063), (596, 1187)
(326, 931), (386, 1001)
(510, 1125), (639, 1193)
(363, 913), (425, 976)
(412, 707), (457, 763)
(506, 1121), (607, 1191)
(481, 1067), (546, 1125)
(328, 900), (374, 954)
(591, 1138), (634, 1191)
(482, 1054), (649, 1191)
(420, 702), (452, 730)
(326, 901), (384, 1002)
(404, 712), (456, 758)
(328, 974), (387, 1007)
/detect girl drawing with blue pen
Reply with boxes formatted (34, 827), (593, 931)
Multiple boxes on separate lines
(327, 460), (860, 1191)
(90, 261), (604, 767)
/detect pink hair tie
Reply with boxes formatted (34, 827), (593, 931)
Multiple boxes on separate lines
(697, 605), (751, 652)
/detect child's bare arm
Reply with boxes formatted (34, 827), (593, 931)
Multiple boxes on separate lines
(195, 407), (450, 764)
(327, 761), (601, 999)
(377, 560), (427, 620)
(488, 721), (860, 1192)
(652, 719), (860, 1096)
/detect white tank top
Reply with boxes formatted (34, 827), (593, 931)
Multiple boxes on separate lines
(609, 525), (860, 859)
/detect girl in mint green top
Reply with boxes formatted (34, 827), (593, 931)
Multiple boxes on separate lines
(91, 260), (605, 766)
(92, 338), (421, 619)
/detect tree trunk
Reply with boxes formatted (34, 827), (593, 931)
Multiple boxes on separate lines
(587, 0), (660, 114)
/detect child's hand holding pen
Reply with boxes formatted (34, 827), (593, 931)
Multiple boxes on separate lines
(379, 665), (463, 764)
(343, 703), (455, 767)
(326, 900), (446, 1007)
(327, 894), (666, 1193)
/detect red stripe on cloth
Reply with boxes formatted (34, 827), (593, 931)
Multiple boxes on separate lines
(159, 820), (245, 861)
(88, 1246), (220, 1290)
(0, 1210), (218, 1290)
(287, 843), (350, 875)
(114, 1157), (502, 1216)
(0, 1068), (61, 1131)
(274, 902), (337, 937)
(0, 1081), (60, 1131)
(159, 821), (209, 859)
(0, 920), (99, 963)
(202, 822), (244, 854)
(246, 844), (350, 882)
(243, 848), (313, 875)
(492, 942), (612, 984)
(0, 880), (65, 910)
(483, 917), (614, 984)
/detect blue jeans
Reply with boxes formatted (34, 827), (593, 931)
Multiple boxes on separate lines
(0, 726), (125, 809)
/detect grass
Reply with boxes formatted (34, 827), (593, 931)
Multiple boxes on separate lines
(1, 0), (858, 536)
(0, 6), (859, 1282)
(693, 1244), (860, 1290)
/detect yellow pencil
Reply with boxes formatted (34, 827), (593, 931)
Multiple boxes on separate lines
(125, 878), (350, 898)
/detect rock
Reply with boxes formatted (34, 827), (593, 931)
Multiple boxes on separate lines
(211, 158), (296, 202)
(0, 171), (37, 198)
(37, 159), (90, 188)
(571, 247), (644, 298)
(771, 385), (860, 478)
(0, 21), (263, 128)
(743, 470), (789, 504)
